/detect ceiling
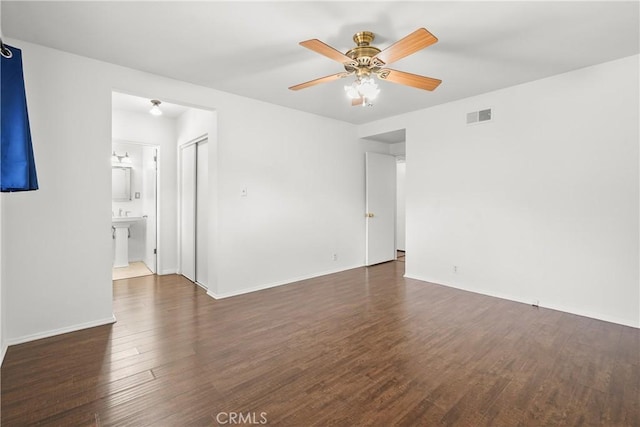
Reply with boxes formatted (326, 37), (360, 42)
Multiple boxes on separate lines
(3, 1), (639, 125)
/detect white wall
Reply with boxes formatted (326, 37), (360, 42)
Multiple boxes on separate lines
(2, 39), (369, 343)
(175, 99), (393, 299)
(214, 108), (363, 298)
(112, 110), (178, 273)
(2, 45), (118, 344)
(177, 108), (216, 146)
(390, 142), (406, 157)
(396, 161), (406, 251)
(360, 55), (640, 328)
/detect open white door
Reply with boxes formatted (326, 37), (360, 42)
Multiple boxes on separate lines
(142, 146), (157, 273)
(365, 152), (396, 266)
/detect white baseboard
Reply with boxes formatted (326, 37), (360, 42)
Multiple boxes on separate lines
(0, 341), (7, 367)
(6, 314), (117, 347)
(531, 301), (639, 328)
(159, 268), (177, 275)
(404, 273), (639, 329)
(208, 264), (363, 300)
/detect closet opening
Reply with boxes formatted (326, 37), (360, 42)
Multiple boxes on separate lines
(179, 136), (209, 289)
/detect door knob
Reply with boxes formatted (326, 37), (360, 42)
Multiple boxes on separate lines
(366, 213), (375, 218)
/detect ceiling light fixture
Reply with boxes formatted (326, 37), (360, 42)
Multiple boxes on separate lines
(112, 151), (132, 164)
(149, 99), (163, 116)
(344, 76), (380, 107)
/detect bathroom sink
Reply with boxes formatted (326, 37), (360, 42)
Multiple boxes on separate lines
(112, 216), (144, 268)
(112, 216), (143, 227)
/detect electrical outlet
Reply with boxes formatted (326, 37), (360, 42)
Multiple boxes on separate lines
(453, 265), (458, 273)
(240, 188), (248, 197)
(332, 253), (338, 261)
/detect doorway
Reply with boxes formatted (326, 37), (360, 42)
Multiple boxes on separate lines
(365, 152), (397, 266)
(364, 154), (406, 266)
(179, 136), (208, 288)
(111, 141), (159, 280)
(396, 158), (406, 262)
(362, 130), (406, 267)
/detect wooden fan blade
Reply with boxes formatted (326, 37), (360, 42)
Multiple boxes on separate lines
(289, 73), (350, 91)
(377, 69), (442, 91)
(372, 28), (438, 66)
(300, 39), (358, 67)
(352, 97), (364, 107)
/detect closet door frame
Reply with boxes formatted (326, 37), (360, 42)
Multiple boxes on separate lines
(195, 141), (208, 288)
(177, 134), (208, 286)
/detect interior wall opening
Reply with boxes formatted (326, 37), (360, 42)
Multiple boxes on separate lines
(111, 90), (217, 296)
(362, 129), (406, 266)
(111, 141), (159, 280)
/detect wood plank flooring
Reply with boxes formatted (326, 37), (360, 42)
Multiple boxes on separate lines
(2, 261), (639, 426)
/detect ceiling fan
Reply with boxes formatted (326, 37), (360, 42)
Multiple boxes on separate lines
(289, 28), (442, 107)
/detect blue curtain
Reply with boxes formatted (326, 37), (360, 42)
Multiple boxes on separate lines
(1, 43), (38, 192)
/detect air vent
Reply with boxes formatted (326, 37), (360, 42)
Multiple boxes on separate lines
(466, 108), (492, 125)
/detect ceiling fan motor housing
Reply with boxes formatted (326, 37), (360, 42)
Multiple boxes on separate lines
(345, 31), (382, 76)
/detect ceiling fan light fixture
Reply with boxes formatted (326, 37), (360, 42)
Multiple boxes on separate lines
(344, 81), (361, 99)
(149, 99), (163, 116)
(344, 77), (380, 106)
(358, 77), (380, 100)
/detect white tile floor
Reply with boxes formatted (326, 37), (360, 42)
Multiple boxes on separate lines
(112, 261), (153, 280)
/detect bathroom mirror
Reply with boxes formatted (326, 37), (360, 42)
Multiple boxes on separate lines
(112, 166), (131, 201)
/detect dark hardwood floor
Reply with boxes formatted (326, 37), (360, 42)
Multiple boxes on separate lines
(2, 261), (638, 426)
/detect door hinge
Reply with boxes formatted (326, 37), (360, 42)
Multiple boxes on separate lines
(153, 248), (157, 254)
